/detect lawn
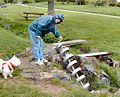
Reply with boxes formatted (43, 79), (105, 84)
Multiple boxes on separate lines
(29, 2), (120, 16)
(0, 4), (120, 97)
(0, 4), (120, 59)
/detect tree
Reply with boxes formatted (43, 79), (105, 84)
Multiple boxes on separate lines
(48, 0), (54, 15)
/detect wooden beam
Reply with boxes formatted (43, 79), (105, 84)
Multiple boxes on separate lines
(53, 39), (88, 46)
(77, 52), (112, 57)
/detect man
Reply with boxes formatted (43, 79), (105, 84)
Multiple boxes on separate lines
(28, 14), (64, 65)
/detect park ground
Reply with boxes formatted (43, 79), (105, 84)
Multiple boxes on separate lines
(0, 3), (120, 97)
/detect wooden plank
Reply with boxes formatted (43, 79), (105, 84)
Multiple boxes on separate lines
(24, 16), (39, 18)
(53, 39), (88, 46)
(23, 12), (44, 15)
(77, 52), (112, 57)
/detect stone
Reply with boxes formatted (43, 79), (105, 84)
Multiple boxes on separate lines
(0, 5), (7, 8)
(4, 24), (11, 30)
(99, 71), (110, 85)
(51, 67), (71, 81)
(83, 65), (97, 76)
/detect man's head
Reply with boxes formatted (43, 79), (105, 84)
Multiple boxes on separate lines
(54, 14), (64, 24)
(55, 18), (62, 24)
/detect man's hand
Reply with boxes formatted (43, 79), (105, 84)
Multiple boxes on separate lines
(58, 36), (63, 43)
(36, 36), (41, 39)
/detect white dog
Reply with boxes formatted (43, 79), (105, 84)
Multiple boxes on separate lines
(0, 55), (21, 79)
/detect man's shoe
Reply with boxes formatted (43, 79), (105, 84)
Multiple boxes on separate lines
(42, 58), (48, 63)
(35, 60), (44, 66)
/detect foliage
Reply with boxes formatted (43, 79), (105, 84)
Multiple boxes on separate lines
(34, 0), (48, 2)
(43, 33), (58, 43)
(109, 2), (116, 6)
(99, 64), (120, 88)
(116, 2), (120, 7)
(22, 0), (33, 4)
(4, 0), (14, 3)
(94, 0), (109, 6)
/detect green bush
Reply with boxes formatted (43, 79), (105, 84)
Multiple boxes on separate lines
(116, 2), (120, 7)
(4, 0), (14, 3)
(22, 0), (33, 4)
(43, 33), (58, 43)
(95, 0), (108, 6)
(34, 0), (41, 2)
(56, 0), (73, 2)
(109, 2), (116, 6)
(34, 0), (48, 2)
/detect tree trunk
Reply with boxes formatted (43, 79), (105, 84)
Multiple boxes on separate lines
(48, 0), (54, 15)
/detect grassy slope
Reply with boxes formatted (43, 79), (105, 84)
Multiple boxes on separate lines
(0, 5), (47, 58)
(58, 12), (120, 60)
(1, 5), (120, 60)
(30, 2), (120, 16)
(0, 5), (120, 97)
(0, 27), (29, 58)
(0, 78), (53, 97)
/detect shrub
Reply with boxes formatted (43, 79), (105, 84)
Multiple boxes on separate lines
(116, 2), (120, 7)
(56, 0), (75, 2)
(43, 33), (58, 43)
(4, 0), (14, 3)
(22, 0), (33, 4)
(109, 2), (116, 6)
(34, 0), (48, 2)
(95, 0), (108, 6)
(35, 0), (41, 2)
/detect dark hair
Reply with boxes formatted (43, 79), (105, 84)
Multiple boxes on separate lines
(59, 18), (62, 22)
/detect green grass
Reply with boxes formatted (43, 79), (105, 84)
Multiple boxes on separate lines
(0, 78), (52, 97)
(1, 5), (120, 60)
(59, 13), (120, 60)
(29, 2), (120, 16)
(0, 4), (120, 97)
(0, 27), (29, 59)
(99, 64), (120, 88)
(0, 5), (47, 58)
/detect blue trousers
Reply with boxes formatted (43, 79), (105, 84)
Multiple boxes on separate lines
(28, 28), (43, 61)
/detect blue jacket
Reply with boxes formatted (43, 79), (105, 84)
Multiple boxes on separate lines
(28, 14), (64, 38)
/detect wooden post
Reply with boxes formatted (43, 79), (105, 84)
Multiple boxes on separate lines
(48, 0), (54, 15)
